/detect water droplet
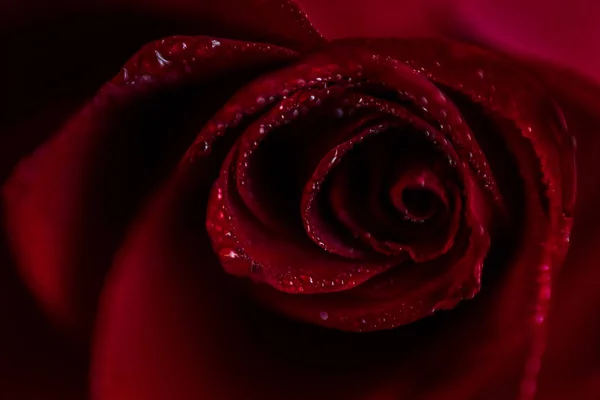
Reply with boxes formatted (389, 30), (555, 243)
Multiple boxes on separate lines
(136, 74), (154, 83)
(319, 311), (329, 320)
(220, 249), (239, 259)
(256, 96), (266, 106)
(534, 313), (544, 324)
(211, 39), (221, 48)
(154, 50), (170, 67)
(540, 285), (551, 300)
(476, 69), (484, 79)
(334, 108), (344, 118)
(520, 380), (537, 396)
(250, 263), (260, 273)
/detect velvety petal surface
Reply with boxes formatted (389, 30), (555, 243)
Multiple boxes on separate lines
(1, 36), (299, 336)
(91, 37), (577, 400)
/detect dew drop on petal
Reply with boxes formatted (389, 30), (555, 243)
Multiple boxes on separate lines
(220, 249), (239, 259)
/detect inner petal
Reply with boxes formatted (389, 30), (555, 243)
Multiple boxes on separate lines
(389, 167), (448, 223)
(303, 120), (463, 262)
(206, 144), (399, 295)
(234, 89), (372, 236)
(398, 188), (437, 220)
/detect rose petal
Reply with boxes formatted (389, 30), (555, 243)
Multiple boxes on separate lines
(2, 37), (298, 336)
(92, 38), (584, 399)
(89, 166), (496, 400)
(208, 144), (393, 294)
(91, 171), (395, 400)
(317, 122), (461, 259)
(91, 162), (516, 400)
(0, 0), (324, 183)
(0, 212), (87, 400)
(530, 63), (600, 399)
(296, 0), (435, 38)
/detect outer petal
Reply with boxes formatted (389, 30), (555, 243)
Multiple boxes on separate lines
(433, 5), (600, 396)
(0, 214), (87, 400)
(532, 65), (600, 400)
(0, 0), (323, 184)
(2, 37), (298, 337)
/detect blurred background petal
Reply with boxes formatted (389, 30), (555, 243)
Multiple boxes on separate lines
(298, 0), (600, 83)
(295, 0), (435, 37)
(431, 0), (600, 84)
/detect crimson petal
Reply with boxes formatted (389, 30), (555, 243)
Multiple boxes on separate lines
(2, 36), (298, 335)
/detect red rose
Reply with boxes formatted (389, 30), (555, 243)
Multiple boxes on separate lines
(0, 1), (598, 399)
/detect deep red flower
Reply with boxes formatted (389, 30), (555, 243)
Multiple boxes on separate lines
(0, 1), (598, 399)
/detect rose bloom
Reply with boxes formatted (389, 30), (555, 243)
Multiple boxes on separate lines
(1, 0), (599, 399)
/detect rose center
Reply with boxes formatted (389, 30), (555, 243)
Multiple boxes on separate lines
(395, 187), (438, 221)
